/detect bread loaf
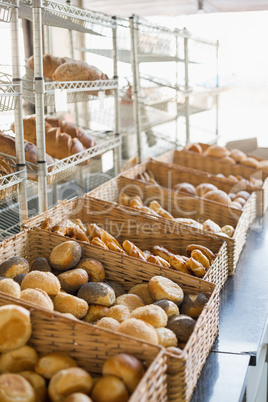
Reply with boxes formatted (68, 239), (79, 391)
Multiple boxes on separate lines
(28, 54), (70, 79)
(45, 127), (85, 159)
(77, 282), (115, 307)
(52, 61), (109, 82)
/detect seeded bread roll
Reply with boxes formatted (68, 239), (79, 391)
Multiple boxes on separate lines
(114, 294), (145, 312)
(57, 269), (88, 294)
(130, 305), (168, 328)
(0, 345), (38, 374)
(155, 327), (178, 348)
(52, 292), (88, 319)
(20, 288), (54, 311)
(30, 257), (51, 272)
(105, 281), (125, 297)
(35, 352), (77, 379)
(63, 394), (93, 402)
(13, 273), (27, 285)
(49, 241), (82, 271)
(21, 271), (60, 296)
(0, 278), (21, 298)
(91, 375), (129, 402)
(19, 371), (47, 402)
(0, 305), (32, 353)
(180, 293), (209, 319)
(0, 257), (29, 278)
(128, 283), (154, 305)
(153, 300), (179, 319)
(78, 282), (115, 307)
(106, 305), (130, 323)
(96, 317), (120, 331)
(167, 314), (196, 343)
(148, 276), (184, 306)
(75, 258), (105, 282)
(82, 304), (109, 323)
(117, 318), (158, 345)
(0, 373), (35, 402)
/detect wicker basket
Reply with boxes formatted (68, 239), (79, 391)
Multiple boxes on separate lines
(156, 148), (267, 216)
(0, 228), (219, 401)
(23, 196), (228, 289)
(89, 175), (249, 275)
(0, 293), (166, 402)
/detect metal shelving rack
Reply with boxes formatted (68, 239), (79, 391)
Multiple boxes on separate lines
(19, 0), (121, 213)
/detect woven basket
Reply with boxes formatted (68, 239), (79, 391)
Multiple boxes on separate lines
(0, 293), (166, 402)
(156, 148), (267, 216)
(89, 175), (249, 275)
(0, 228), (219, 402)
(23, 196), (228, 289)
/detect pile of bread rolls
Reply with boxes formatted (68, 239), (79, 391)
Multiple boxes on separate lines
(0, 304), (146, 402)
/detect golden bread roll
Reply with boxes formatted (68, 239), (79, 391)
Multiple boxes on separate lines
(148, 276), (184, 305)
(53, 292), (88, 319)
(0, 305), (32, 353)
(0, 345), (38, 374)
(91, 375), (129, 402)
(19, 371), (47, 402)
(153, 300), (179, 319)
(147, 255), (170, 268)
(155, 327), (178, 348)
(203, 189), (231, 205)
(106, 305), (130, 323)
(102, 353), (145, 393)
(129, 196), (143, 209)
(167, 314), (196, 343)
(118, 192), (130, 206)
(63, 393), (93, 402)
(152, 245), (174, 262)
(241, 157), (260, 168)
(48, 367), (93, 402)
(148, 201), (173, 219)
(185, 257), (206, 278)
(233, 197), (246, 207)
(0, 373), (35, 402)
(169, 255), (191, 275)
(122, 240), (146, 261)
(221, 225), (235, 237)
(0, 278), (21, 298)
(75, 259), (105, 282)
(222, 156), (236, 164)
(191, 250), (210, 269)
(128, 283), (154, 305)
(117, 318), (158, 345)
(49, 241), (82, 271)
(195, 183), (218, 197)
(105, 281), (125, 297)
(77, 282), (115, 307)
(20, 288), (54, 311)
(229, 149), (246, 163)
(185, 142), (203, 154)
(202, 219), (221, 234)
(106, 242), (127, 254)
(235, 190), (250, 200)
(114, 293), (145, 312)
(21, 271), (60, 296)
(30, 257), (51, 272)
(173, 218), (203, 230)
(96, 317), (120, 331)
(129, 305), (168, 328)
(173, 182), (195, 196)
(35, 352), (77, 379)
(0, 257), (29, 278)
(204, 144), (230, 158)
(82, 304), (109, 323)
(57, 269), (88, 294)
(180, 293), (209, 319)
(186, 244), (215, 263)
(90, 237), (108, 249)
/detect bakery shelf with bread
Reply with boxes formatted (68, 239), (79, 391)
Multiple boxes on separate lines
(22, 196), (228, 288)
(0, 227), (219, 401)
(89, 175), (250, 275)
(0, 300), (167, 402)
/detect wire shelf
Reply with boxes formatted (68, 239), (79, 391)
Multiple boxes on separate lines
(19, 0), (116, 35)
(0, 0), (15, 23)
(0, 153), (26, 202)
(0, 72), (20, 111)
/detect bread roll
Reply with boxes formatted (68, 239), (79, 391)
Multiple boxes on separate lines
(204, 189), (231, 205)
(122, 240), (146, 261)
(155, 327), (178, 348)
(152, 246), (174, 262)
(91, 375), (129, 402)
(202, 219), (221, 234)
(204, 145), (229, 158)
(13, 273), (27, 285)
(0, 278), (21, 298)
(186, 244), (215, 263)
(130, 305), (168, 328)
(0, 373), (35, 402)
(35, 352), (77, 379)
(106, 305), (130, 323)
(20, 288), (54, 311)
(0, 257), (29, 278)
(102, 353), (145, 393)
(185, 143), (203, 154)
(167, 315), (196, 343)
(185, 257), (206, 278)
(118, 193), (130, 206)
(241, 157), (260, 168)
(117, 318), (158, 345)
(19, 371), (47, 402)
(114, 294), (145, 312)
(96, 317), (120, 331)
(75, 259), (105, 282)
(233, 196), (246, 207)
(78, 282), (115, 307)
(235, 190), (250, 200)
(52, 292), (88, 319)
(173, 182), (195, 196)
(195, 183), (218, 197)
(169, 255), (191, 275)
(57, 269), (88, 294)
(49, 241), (82, 271)
(221, 225), (235, 237)
(229, 149), (246, 163)
(222, 156), (236, 164)
(190, 250), (210, 269)
(180, 293), (209, 319)
(105, 281), (125, 297)
(21, 271), (60, 296)
(30, 257), (51, 272)
(48, 367), (93, 402)
(153, 300), (179, 319)
(128, 283), (154, 305)
(0, 305), (32, 353)
(0, 345), (38, 374)
(148, 276), (184, 306)
(63, 394), (93, 402)
(82, 304), (109, 323)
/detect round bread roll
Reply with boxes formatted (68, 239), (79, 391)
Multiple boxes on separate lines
(49, 241), (82, 271)
(153, 300), (179, 319)
(185, 143), (203, 154)
(78, 282), (115, 307)
(229, 149), (246, 163)
(35, 352), (77, 379)
(63, 393), (93, 402)
(204, 145), (230, 158)
(0, 257), (29, 278)
(48, 367), (93, 402)
(117, 318), (158, 345)
(52, 292), (88, 319)
(20, 288), (54, 311)
(106, 305), (130, 323)
(233, 197), (246, 207)
(203, 189), (231, 206)
(19, 371), (47, 402)
(57, 269), (88, 294)
(91, 375), (129, 402)
(202, 219), (221, 234)
(0, 373), (35, 402)
(195, 183), (218, 197)
(114, 294), (145, 312)
(130, 305), (168, 328)
(0, 278), (21, 298)
(13, 273), (27, 285)
(105, 281), (125, 297)
(173, 182), (195, 196)
(128, 283), (154, 305)
(103, 353), (145, 393)
(235, 190), (250, 201)
(241, 157), (260, 168)
(221, 225), (235, 237)
(30, 257), (51, 272)
(21, 271), (60, 296)
(167, 314), (196, 343)
(148, 276), (184, 306)
(0, 345), (38, 374)
(180, 293), (209, 319)
(155, 327), (178, 348)
(0, 305), (32, 353)
(221, 156), (236, 164)
(75, 259), (105, 282)
(96, 317), (120, 331)
(82, 305), (109, 323)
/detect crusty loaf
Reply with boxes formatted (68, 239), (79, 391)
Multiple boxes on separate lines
(45, 127), (85, 159)
(28, 54), (70, 80)
(52, 60), (109, 82)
